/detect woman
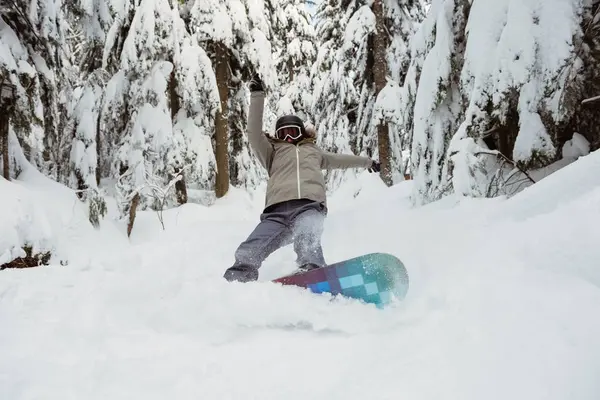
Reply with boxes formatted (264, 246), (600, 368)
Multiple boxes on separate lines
(224, 76), (380, 282)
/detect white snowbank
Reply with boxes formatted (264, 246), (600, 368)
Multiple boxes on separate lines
(0, 164), (128, 268)
(1, 152), (600, 399)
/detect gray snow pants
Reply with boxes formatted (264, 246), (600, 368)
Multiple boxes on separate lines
(223, 199), (327, 282)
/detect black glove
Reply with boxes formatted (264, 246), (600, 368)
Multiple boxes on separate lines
(249, 74), (264, 92)
(368, 160), (381, 173)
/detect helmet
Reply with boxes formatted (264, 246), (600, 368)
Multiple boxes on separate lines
(275, 115), (306, 137)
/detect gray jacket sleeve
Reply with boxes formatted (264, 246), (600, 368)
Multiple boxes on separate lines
(248, 91), (273, 169)
(320, 151), (373, 170)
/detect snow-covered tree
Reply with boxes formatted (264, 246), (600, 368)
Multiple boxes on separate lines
(401, 0), (469, 204)
(65, 0), (112, 73)
(404, 0), (600, 206)
(67, 73), (107, 226)
(311, 0), (424, 190)
(102, 0), (210, 235)
(372, 0), (427, 185)
(60, 0), (115, 226)
(0, 0), (73, 266)
(170, 30), (220, 199)
(311, 0), (371, 190)
(0, 0), (69, 180)
(555, 0), (600, 155)
(267, 0), (317, 124)
(186, 0), (277, 195)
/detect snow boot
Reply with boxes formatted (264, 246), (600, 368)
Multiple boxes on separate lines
(223, 264), (259, 282)
(293, 263), (322, 275)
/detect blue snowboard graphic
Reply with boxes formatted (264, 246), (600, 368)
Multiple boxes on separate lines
(273, 253), (409, 308)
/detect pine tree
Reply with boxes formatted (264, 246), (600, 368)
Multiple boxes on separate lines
(311, 0), (367, 190)
(401, 0), (600, 206)
(373, 0), (427, 183)
(102, 0), (192, 235)
(311, 0), (424, 190)
(61, 0), (114, 226)
(187, 0), (235, 198)
(401, 0), (470, 205)
(170, 20), (220, 201)
(267, 0), (317, 123)
(68, 75), (108, 226)
(65, 0), (112, 73)
(186, 0), (277, 195)
(0, 0), (68, 181)
(555, 0), (600, 155)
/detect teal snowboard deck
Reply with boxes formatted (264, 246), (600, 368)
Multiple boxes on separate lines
(273, 253), (409, 308)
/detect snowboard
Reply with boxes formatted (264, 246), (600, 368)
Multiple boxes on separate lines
(272, 253), (409, 309)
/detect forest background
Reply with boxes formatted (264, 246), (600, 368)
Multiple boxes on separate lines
(1, 0), (598, 236)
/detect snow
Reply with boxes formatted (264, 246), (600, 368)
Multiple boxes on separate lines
(70, 82), (101, 190)
(562, 132), (590, 160)
(175, 37), (219, 115)
(190, 0), (234, 46)
(460, 0), (582, 119)
(373, 78), (403, 125)
(246, 0), (269, 35)
(31, 52), (55, 84)
(120, 0), (174, 73)
(79, 0), (112, 41)
(245, 28), (277, 87)
(512, 103), (556, 163)
(0, 20), (25, 71)
(342, 5), (375, 51)
(2, 146), (600, 398)
(0, 162), (126, 269)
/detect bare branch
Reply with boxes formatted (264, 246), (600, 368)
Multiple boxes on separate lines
(475, 150), (536, 184)
(481, 124), (501, 138)
(581, 94), (600, 105)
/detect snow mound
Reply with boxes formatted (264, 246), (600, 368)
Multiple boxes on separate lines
(498, 148), (600, 221)
(0, 164), (127, 268)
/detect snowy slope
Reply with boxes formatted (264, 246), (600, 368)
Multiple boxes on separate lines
(2, 151), (600, 399)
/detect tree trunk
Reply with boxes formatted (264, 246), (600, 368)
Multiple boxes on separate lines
(1, 112), (8, 180)
(287, 57), (295, 82)
(214, 41), (230, 198)
(372, 0), (393, 186)
(96, 97), (102, 186)
(174, 168), (188, 204)
(74, 170), (86, 200)
(168, 56), (187, 204)
(127, 192), (140, 237)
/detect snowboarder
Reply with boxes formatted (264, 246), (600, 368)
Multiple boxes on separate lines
(223, 75), (381, 283)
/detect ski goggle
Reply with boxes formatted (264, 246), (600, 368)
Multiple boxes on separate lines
(276, 125), (303, 142)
